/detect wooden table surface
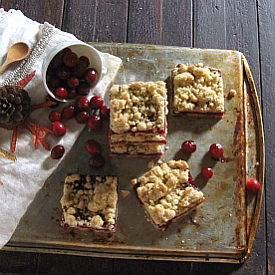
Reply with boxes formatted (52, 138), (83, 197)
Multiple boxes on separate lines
(0, 1), (274, 274)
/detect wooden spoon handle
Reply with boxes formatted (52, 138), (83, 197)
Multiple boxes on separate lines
(0, 58), (12, 75)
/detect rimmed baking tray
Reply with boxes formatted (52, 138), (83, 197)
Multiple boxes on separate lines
(3, 43), (264, 263)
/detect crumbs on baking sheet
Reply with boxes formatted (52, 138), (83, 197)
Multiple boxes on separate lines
(228, 89), (237, 99)
(120, 190), (130, 198)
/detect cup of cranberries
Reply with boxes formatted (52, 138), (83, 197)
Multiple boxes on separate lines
(42, 42), (102, 102)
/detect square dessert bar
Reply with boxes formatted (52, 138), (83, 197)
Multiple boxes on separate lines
(132, 160), (205, 231)
(109, 81), (168, 156)
(60, 174), (118, 233)
(171, 63), (224, 115)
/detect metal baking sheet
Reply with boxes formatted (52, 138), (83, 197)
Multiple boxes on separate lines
(4, 43), (264, 263)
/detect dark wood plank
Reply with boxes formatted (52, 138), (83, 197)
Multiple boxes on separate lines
(1, 0), (64, 28)
(257, 0), (275, 274)
(161, 0), (192, 46)
(127, 0), (192, 46)
(62, 0), (128, 42)
(37, 253), (112, 275)
(0, 251), (38, 274)
(127, 0), (163, 44)
(113, 259), (190, 275)
(193, 0), (226, 48)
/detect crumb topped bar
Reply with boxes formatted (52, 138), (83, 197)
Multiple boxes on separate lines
(171, 63), (224, 115)
(132, 160), (205, 231)
(60, 174), (118, 232)
(110, 81), (168, 133)
(109, 81), (168, 156)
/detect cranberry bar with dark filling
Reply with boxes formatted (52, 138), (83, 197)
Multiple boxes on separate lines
(109, 81), (168, 155)
(171, 63), (224, 115)
(60, 174), (118, 233)
(132, 160), (205, 231)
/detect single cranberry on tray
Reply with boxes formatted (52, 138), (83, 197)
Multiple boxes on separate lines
(52, 121), (66, 137)
(51, 144), (65, 159)
(209, 143), (224, 160)
(85, 140), (101, 156)
(62, 105), (76, 119)
(181, 140), (196, 154)
(90, 96), (104, 109)
(246, 178), (260, 193)
(201, 166), (214, 180)
(86, 114), (101, 130)
(100, 105), (110, 118)
(76, 96), (90, 110)
(76, 111), (89, 123)
(49, 111), (62, 122)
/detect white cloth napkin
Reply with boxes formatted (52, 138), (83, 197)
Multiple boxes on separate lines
(0, 9), (121, 248)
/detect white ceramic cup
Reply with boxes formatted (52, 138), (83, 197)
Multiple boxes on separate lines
(42, 41), (103, 102)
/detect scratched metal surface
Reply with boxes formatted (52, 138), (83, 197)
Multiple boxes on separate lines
(7, 43), (254, 261)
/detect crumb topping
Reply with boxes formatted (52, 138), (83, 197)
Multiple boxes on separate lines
(172, 63), (224, 113)
(61, 174), (118, 230)
(133, 160), (204, 226)
(110, 81), (168, 133)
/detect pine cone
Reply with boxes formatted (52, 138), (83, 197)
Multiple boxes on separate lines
(0, 85), (31, 127)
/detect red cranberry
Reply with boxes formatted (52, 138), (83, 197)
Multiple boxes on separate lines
(62, 105), (76, 119)
(67, 77), (80, 88)
(85, 140), (101, 156)
(246, 178), (260, 193)
(86, 115), (101, 130)
(51, 145), (65, 159)
(47, 76), (60, 89)
(49, 52), (63, 69)
(57, 66), (71, 80)
(52, 121), (66, 137)
(209, 143), (224, 160)
(55, 87), (68, 99)
(73, 62), (87, 77)
(181, 140), (196, 154)
(201, 167), (214, 180)
(85, 68), (98, 84)
(63, 51), (78, 67)
(67, 88), (77, 99)
(100, 105), (110, 118)
(76, 96), (90, 110)
(49, 111), (62, 122)
(76, 111), (89, 123)
(90, 96), (104, 108)
(89, 155), (105, 169)
(62, 47), (72, 55)
(77, 82), (90, 96)
(79, 56), (90, 67)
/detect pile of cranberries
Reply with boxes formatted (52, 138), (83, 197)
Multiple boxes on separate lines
(46, 47), (98, 100)
(49, 94), (109, 160)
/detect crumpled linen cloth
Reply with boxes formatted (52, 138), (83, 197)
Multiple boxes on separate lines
(0, 9), (121, 248)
